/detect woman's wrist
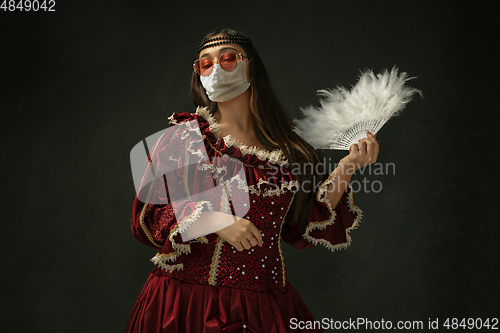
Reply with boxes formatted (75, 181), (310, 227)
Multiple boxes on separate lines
(337, 157), (357, 177)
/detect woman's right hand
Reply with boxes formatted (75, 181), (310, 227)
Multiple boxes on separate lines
(215, 216), (263, 251)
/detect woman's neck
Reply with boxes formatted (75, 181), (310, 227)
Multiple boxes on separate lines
(214, 90), (253, 132)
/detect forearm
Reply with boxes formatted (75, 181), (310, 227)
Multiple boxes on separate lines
(323, 130), (378, 210)
(324, 160), (354, 210)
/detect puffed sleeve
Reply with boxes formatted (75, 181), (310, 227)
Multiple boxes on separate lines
(130, 118), (223, 272)
(281, 171), (363, 251)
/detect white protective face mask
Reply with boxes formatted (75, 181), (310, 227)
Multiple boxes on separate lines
(200, 61), (251, 102)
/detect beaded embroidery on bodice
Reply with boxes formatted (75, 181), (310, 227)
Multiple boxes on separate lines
(154, 108), (299, 291)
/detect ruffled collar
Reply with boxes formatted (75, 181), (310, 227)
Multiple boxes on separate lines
(168, 107), (289, 166)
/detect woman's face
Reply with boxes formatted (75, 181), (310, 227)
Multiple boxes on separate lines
(197, 36), (251, 83)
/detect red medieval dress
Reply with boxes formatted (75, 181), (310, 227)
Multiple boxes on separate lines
(125, 106), (363, 333)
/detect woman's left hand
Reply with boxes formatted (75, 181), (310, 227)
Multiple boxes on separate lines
(340, 130), (379, 174)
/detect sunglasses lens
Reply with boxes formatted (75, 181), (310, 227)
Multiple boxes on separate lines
(195, 53), (240, 76)
(196, 58), (213, 76)
(219, 53), (237, 71)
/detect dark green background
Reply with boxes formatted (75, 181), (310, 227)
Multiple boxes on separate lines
(1, 0), (497, 332)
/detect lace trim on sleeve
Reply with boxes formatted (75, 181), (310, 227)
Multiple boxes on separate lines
(138, 136), (167, 249)
(150, 224), (190, 272)
(176, 200), (214, 234)
(302, 172), (363, 251)
(150, 201), (214, 272)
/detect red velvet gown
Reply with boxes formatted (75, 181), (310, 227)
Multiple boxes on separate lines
(126, 107), (363, 333)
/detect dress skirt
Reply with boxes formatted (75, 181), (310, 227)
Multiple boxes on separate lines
(125, 268), (324, 333)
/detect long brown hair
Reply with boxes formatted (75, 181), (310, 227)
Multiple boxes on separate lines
(189, 28), (327, 235)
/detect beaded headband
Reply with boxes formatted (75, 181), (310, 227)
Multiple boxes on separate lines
(197, 36), (252, 53)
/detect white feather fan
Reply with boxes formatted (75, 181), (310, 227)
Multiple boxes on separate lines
(293, 67), (422, 150)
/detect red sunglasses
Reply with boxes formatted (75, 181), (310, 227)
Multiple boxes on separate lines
(193, 52), (248, 77)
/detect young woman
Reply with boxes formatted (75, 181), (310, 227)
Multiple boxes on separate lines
(126, 28), (379, 333)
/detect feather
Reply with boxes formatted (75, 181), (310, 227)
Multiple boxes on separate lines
(293, 66), (423, 150)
